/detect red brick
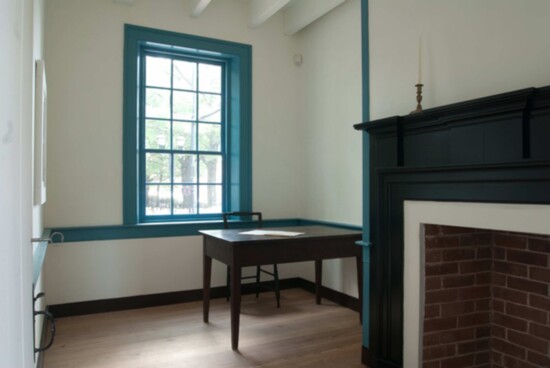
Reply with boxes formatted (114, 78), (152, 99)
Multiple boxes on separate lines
(442, 275), (475, 288)
(439, 328), (475, 343)
(493, 273), (506, 285)
(423, 344), (456, 360)
(425, 249), (442, 263)
(507, 249), (547, 266)
(439, 354), (474, 368)
(493, 246), (506, 260)
(529, 294), (550, 310)
(530, 266), (550, 283)
(424, 317), (457, 332)
(422, 361), (440, 368)
(457, 285), (490, 300)
(506, 303), (547, 324)
(494, 233), (527, 249)
(440, 301), (474, 317)
(460, 233), (492, 246)
(493, 299), (505, 313)
(425, 277), (442, 291)
(492, 350), (503, 365)
(442, 248), (476, 262)
(507, 276), (548, 296)
(529, 322), (550, 341)
(457, 338), (489, 354)
(424, 224), (441, 236)
(493, 286), (528, 304)
(493, 312), (528, 332)
(425, 289), (458, 304)
(493, 260), (528, 277)
(502, 355), (540, 368)
(475, 271), (491, 285)
(492, 324), (506, 338)
(425, 236), (460, 249)
(460, 260), (491, 274)
(528, 237), (550, 253)
(492, 337), (526, 359)
(426, 263), (459, 276)
(423, 332), (440, 347)
(458, 312), (490, 327)
(424, 304), (440, 319)
(476, 246), (492, 259)
(476, 325), (490, 338)
(508, 330), (549, 354)
(527, 350), (550, 367)
(475, 351), (490, 365)
(475, 298), (490, 311)
(440, 226), (477, 235)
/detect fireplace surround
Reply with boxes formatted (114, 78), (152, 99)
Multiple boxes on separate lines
(355, 86), (550, 367)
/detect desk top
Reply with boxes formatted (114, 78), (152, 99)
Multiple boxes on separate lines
(199, 225), (361, 244)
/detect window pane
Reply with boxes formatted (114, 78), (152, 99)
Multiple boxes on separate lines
(172, 122), (196, 151)
(173, 60), (196, 90)
(145, 185), (171, 215)
(146, 56), (171, 88)
(174, 185), (197, 214)
(174, 154), (197, 183)
(199, 155), (222, 184)
(145, 120), (170, 149)
(198, 123), (221, 152)
(146, 153), (171, 183)
(199, 64), (221, 93)
(173, 91), (196, 120)
(198, 93), (221, 122)
(146, 88), (171, 119)
(199, 185), (222, 214)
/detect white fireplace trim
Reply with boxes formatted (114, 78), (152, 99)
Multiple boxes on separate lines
(403, 201), (550, 368)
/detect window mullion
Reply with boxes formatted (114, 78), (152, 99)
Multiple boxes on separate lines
(170, 58), (175, 216)
(196, 62), (200, 215)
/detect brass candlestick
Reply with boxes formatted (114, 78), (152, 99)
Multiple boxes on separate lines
(410, 83), (424, 114)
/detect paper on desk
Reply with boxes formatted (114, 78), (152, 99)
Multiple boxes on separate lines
(239, 230), (304, 237)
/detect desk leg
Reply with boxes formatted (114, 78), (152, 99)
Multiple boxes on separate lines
(315, 260), (322, 305)
(203, 251), (212, 323)
(356, 256), (363, 324)
(230, 265), (242, 350)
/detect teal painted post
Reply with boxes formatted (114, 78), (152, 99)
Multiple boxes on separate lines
(360, 0), (371, 350)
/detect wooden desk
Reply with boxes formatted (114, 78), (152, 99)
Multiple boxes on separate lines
(200, 225), (362, 350)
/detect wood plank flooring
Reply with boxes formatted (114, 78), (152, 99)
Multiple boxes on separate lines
(43, 288), (364, 368)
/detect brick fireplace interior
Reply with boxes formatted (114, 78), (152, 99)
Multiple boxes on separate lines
(422, 224), (550, 368)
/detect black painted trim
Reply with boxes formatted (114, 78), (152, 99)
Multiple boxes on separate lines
(48, 277), (360, 318)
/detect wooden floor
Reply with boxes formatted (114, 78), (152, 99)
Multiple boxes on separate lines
(43, 288), (364, 368)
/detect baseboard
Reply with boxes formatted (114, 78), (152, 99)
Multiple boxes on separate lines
(48, 277), (360, 318)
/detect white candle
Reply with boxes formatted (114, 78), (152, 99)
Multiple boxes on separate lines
(418, 36), (422, 84)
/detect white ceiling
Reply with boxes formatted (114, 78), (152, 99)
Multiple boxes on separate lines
(113, 0), (348, 36)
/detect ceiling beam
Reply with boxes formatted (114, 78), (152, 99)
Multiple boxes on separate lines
(249, 0), (292, 28)
(284, 0), (346, 35)
(189, 0), (212, 18)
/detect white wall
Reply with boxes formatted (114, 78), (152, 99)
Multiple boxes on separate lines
(1, 0), (45, 366)
(44, 0), (303, 227)
(295, 0), (363, 296)
(43, 0), (309, 305)
(369, 0), (550, 119)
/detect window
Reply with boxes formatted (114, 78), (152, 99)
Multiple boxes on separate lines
(123, 25), (252, 224)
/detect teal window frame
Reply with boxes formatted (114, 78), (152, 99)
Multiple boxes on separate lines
(123, 24), (252, 224)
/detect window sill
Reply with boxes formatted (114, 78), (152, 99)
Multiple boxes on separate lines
(49, 218), (361, 243)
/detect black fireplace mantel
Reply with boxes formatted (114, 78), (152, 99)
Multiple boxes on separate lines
(354, 86), (550, 367)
